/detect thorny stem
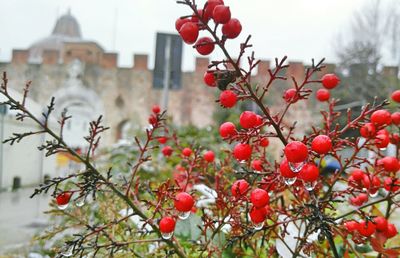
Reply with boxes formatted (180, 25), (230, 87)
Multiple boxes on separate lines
(0, 73), (188, 258)
(334, 192), (399, 220)
(187, 3), (289, 146)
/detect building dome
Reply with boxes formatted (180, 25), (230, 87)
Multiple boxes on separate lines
(52, 10), (82, 38)
(28, 10), (83, 63)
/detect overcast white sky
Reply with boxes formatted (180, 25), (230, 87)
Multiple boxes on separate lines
(0, 0), (368, 70)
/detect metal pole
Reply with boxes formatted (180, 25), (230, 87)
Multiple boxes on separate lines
(161, 36), (171, 110)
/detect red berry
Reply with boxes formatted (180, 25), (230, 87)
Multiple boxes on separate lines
(239, 111), (258, 129)
(191, 9), (209, 23)
(56, 192), (72, 206)
(182, 147), (192, 157)
(353, 194), (368, 206)
(279, 159), (297, 178)
(391, 90), (400, 103)
(298, 163), (319, 182)
(255, 115), (263, 127)
(375, 133), (390, 149)
(219, 122), (236, 138)
(371, 109), (392, 126)
(344, 220), (360, 232)
(203, 71), (216, 87)
(249, 206), (268, 224)
(311, 135), (332, 155)
(174, 192), (195, 212)
(283, 88), (299, 103)
(391, 112), (400, 125)
(159, 217), (176, 233)
(251, 159), (263, 171)
(204, 0), (224, 20)
(195, 37), (215, 55)
(213, 5), (231, 24)
(358, 220), (376, 237)
(231, 179), (249, 197)
(158, 137), (168, 144)
(259, 138), (269, 147)
(233, 143), (252, 161)
(284, 141), (308, 163)
(203, 150), (215, 162)
(175, 18), (190, 31)
(316, 88), (330, 102)
(349, 196), (359, 206)
(219, 90), (237, 108)
(379, 156), (399, 172)
(374, 217), (388, 232)
(384, 223), (398, 238)
(321, 74), (340, 89)
(358, 193), (369, 204)
(384, 178), (400, 192)
(370, 176), (381, 195)
(377, 129), (390, 136)
(351, 169), (365, 181)
(390, 133), (400, 145)
(361, 174), (371, 189)
(250, 188), (269, 208)
(360, 123), (376, 138)
(179, 22), (199, 44)
(152, 105), (160, 114)
(222, 18), (242, 39)
(148, 114), (157, 125)
(162, 146), (173, 157)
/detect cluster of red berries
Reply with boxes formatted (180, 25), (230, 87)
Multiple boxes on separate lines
(359, 108), (400, 150)
(175, 0), (400, 250)
(231, 179), (270, 227)
(149, 105), (216, 162)
(283, 73), (340, 104)
(278, 136), (332, 189)
(159, 192), (195, 238)
(176, 0), (243, 91)
(345, 217), (398, 239)
(148, 106), (220, 238)
(176, 0), (241, 56)
(218, 110), (267, 162)
(316, 73), (340, 102)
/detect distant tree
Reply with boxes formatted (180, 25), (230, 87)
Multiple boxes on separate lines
(335, 0), (399, 106)
(334, 0), (399, 137)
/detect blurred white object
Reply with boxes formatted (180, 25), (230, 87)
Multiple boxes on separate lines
(119, 208), (152, 232)
(276, 215), (318, 258)
(192, 184), (217, 208)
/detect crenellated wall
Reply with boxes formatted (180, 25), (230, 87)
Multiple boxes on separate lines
(1, 49), (346, 147)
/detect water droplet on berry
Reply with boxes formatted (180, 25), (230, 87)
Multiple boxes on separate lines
(253, 222), (264, 231)
(284, 177), (297, 186)
(178, 211), (191, 220)
(288, 161), (305, 173)
(57, 203), (69, 210)
(379, 147), (387, 151)
(356, 243), (365, 247)
(304, 181), (317, 191)
(369, 190), (379, 198)
(61, 246), (73, 257)
(161, 232), (173, 240)
(75, 197), (85, 207)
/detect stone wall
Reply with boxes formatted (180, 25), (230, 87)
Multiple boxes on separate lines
(0, 54), (341, 147)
